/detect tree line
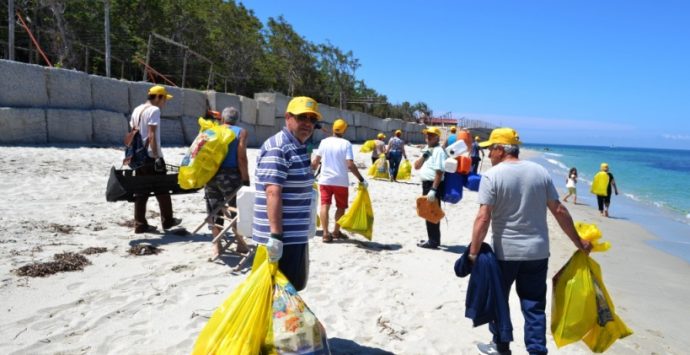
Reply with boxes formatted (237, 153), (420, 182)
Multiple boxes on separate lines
(1, 0), (432, 120)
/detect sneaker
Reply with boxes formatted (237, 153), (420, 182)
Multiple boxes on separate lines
(417, 241), (439, 250)
(134, 225), (158, 234)
(163, 218), (182, 230)
(477, 342), (511, 355)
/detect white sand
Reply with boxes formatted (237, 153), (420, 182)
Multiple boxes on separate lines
(0, 144), (688, 354)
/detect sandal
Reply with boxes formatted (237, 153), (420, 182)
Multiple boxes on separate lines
(323, 233), (333, 243)
(333, 231), (349, 240)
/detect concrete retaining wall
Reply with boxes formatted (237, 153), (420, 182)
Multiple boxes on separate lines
(0, 61), (427, 147)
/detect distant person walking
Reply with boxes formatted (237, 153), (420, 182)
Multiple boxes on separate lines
(311, 118), (367, 242)
(130, 85), (181, 234)
(386, 129), (407, 181)
(562, 167), (578, 204)
(591, 163), (619, 217)
(470, 127), (592, 355)
(443, 126), (458, 148)
(372, 133), (387, 164)
(471, 136), (485, 174)
(414, 127), (447, 249)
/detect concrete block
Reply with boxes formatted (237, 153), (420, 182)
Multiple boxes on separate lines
(159, 117), (185, 146)
(274, 117), (286, 130)
(129, 82), (182, 117)
(206, 91), (241, 113)
(46, 67), (92, 109)
(47, 109), (92, 143)
(386, 118), (404, 132)
(345, 126), (357, 142)
(254, 92), (290, 117)
(257, 101), (276, 126)
(180, 116), (200, 145)
(356, 127), (369, 142)
(239, 96), (257, 124)
(0, 60), (48, 107)
(183, 89), (207, 118)
(92, 110), (128, 144)
(90, 75), (130, 113)
(319, 105), (337, 124)
(235, 121), (258, 148)
(0, 108), (47, 144)
(255, 125), (278, 146)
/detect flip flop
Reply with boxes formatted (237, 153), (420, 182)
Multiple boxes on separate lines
(323, 234), (333, 243)
(333, 231), (349, 240)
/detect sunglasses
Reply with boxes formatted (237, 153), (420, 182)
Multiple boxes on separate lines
(293, 114), (318, 125)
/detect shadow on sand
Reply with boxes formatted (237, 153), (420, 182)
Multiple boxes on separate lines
(438, 244), (467, 254)
(328, 337), (395, 355)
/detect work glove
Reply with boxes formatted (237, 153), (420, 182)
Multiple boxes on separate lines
(242, 180), (250, 187)
(154, 157), (166, 173)
(422, 150), (432, 160)
(427, 189), (437, 202)
(360, 179), (369, 189)
(266, 235), (284, 263)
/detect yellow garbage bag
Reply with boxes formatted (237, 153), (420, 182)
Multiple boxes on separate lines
(336, 184), (374, 240)
(360, 140), (376, 153)
(368, 154), (389, 180)
(591, 171), (610, 197)
(198, 116), (218, 131)
(396, 159), (412, 181)
(178, 124), (236, 190)
(551, 250), (632, 352)
(192, 259), (275, 355)
(575, 222), (611, 252)
(314, 183), (321, 228)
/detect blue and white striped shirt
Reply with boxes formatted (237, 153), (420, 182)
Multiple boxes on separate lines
(253, 128), (314, 245)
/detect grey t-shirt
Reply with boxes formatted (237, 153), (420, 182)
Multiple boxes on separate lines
(478, 160), (559, 261)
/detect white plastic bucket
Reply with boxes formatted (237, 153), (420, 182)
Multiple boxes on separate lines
(444, 157), (458, 173)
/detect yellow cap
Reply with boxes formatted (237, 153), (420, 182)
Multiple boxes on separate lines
(422, 127), (441, 136)
(395, 129), (402, 136)
(333, 118), (348, 134)
(450, 126), (457, 133)
(600, 163), (609, 170)
(479, 127), (522, 148)
(148, 85), (173, 100)
(377, 133), (386, 139)
(475, 136), (480, 141)
(286, 96), (322, 120)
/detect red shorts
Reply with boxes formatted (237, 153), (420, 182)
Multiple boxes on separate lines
(319, 185), (349, 209)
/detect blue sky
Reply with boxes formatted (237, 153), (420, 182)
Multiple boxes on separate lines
(244, 0), (690, 150)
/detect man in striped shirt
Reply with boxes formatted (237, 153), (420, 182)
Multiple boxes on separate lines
(252, 96), (321, 291)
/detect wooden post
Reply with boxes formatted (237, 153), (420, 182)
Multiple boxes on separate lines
(104, 0), (111, 77)
(143, 33), (152, 81)
(84, 47), (89, 73)
(8, 0), (15, 60)
(181, 49), (188, 88)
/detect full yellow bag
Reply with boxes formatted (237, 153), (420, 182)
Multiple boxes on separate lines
(192, 260), (274, 355)
(368, 154), (389, 180)
(575, 222), (611, 252)
(591, 171), (610, 197)
(396, 159), (412, 181)
(359, 140), (376, 153)
(552, 250), (632, 352)
(336, 184), (374, 240)
(178, 122), (236, 190)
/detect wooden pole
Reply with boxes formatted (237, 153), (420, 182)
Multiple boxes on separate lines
(143, 33), (152, 81)
(8, 0), (15, 60)
(181, 49), (188, 88)
(104, 0), (111, 77)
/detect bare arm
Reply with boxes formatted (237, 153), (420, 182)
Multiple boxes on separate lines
(414, 154), (425, 170)
(547, 199), (592, 253)
(402, 143), (407, 159)
(611, 179), (619, 195)
(265, 184), (283, 234)
(238, 129), (249, 182)
(311, 155), (321, 171)
(347, 160), (365, 182)
(432, 169), (442, 189)
(469, 204), (493, 255)
(147, 124), (159, 158)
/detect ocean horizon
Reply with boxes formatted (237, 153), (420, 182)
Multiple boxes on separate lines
(524, 143), (690, 264)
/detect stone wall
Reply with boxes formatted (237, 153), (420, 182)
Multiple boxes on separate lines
(0, 59), (426, 148)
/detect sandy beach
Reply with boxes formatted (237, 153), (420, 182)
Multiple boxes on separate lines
(1, 144), (689, 355)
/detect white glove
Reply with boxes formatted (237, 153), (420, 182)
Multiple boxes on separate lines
(360, 179), (369, 188)
(427, 189), (437, 202)
(266, 237), (283, 263)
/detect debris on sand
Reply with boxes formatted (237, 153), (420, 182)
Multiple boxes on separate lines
(81, 247), (107, 255)
(117, 219), (136, 228)
(15, 252), (91, 277)
(128, 244), (161, 256)
(49, 223), (74, 234)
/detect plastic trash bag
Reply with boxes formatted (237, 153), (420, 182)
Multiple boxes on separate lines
(359, 140), (376, 153)
(368, 154), (389, 180)
(195, 253), (332, 355)
(396, 159), (412, 181)
(551, 250), (632, 352)
(575, 222), (611, 252)
(192, 259), (274, 355)
(336, 184), (374, 240)
(178, 124), (236, 189)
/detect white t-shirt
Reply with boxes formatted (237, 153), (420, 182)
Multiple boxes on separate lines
(315, 136), (354, 187)
(418, 145), (447, 181)
(130, 103), (162, 158)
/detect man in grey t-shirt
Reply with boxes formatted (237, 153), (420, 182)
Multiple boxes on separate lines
(469, 128), (591, 355)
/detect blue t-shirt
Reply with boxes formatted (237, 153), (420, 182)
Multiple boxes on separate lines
(446, 134), (457, 146)
(253, 128), (314, 245)
(220, 125), (243, 169)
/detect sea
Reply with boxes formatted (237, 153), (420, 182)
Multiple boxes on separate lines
(524, 143), (690, 264)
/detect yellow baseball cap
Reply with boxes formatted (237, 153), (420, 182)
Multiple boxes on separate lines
(600, 163), (609, 170)
(475, 136), (480, 141)
(333, 118), (348, 134)
(450, 126), (457, 133)
(286, 96), (322, 120)
(479, 127), (522, 148)
(148, 85), (173, 100)
(395, 129), (402, 136)
(422, 127), (441, 136)
(377, 133), (386, 139)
